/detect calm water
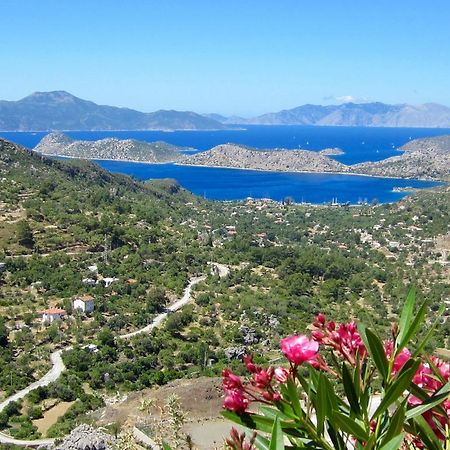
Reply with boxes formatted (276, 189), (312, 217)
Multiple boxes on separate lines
(94, 160), (440, 204)
(2, 126), (446, 204)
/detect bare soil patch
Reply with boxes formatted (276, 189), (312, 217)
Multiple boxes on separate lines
(33, 401), (75, 435)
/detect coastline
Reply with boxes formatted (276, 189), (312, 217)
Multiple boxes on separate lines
(175, 161), (443, 182)
(38, 152), (179, 165)
(38, 151), (445, 183)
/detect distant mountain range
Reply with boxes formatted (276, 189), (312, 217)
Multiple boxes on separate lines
(1, 91), (450, 131)
(0, 91), (226, 131)
(206, 102), (450, 128)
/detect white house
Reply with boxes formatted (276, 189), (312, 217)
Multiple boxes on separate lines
(101, 277), (119, 287)
(73, 295), (95, 313)
(41, 308), (66, 323)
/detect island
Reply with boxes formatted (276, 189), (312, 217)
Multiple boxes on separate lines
(179, 144), (348, 174)
(319, 147), (345, 156)
(34, 132), (185, 163)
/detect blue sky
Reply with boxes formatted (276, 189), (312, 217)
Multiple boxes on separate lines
(1, 0), (449, 115)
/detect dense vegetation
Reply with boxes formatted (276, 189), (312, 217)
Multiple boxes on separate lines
(0, 138), (449, 439)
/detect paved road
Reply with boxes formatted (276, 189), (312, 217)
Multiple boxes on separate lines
(119, 275), (206, 339)
(0, 264), (230, 446)
(0, 348), (70, 413)
(0, 348), (71, 447)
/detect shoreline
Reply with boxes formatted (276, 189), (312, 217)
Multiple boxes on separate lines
(38, 151), (446, 183)
(175, 162), (444, 182)
(39, 152), (180, 165)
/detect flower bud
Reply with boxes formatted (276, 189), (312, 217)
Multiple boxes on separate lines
(274, 367), (289, 383)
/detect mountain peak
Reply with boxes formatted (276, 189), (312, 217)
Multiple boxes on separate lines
(22, 90), (81, 103)
(0, 91), (226, 131)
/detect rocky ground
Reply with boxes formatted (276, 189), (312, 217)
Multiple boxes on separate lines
(54, 424), (115, 450)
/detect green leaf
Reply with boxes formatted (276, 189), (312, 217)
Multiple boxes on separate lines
(161, 442), (173, 450)
(221, 411), (302, 437)
(359, 324), (388, 381)
(221, 410), (272, 433)
(316, 373), (328, 436)
(254, 434), (271, 450)
(406, 381), (450, 419)
(286, 377), (303, 418)
(371, 359), (420, 419)
(396, 287), (416, 352)
(327, 423), (346, 450)
(342, 362), (361, 416)
(397, 300), (427, 355)
(412, 304), (445, 358)
(259, 406), (293, 421)
(380, 403), (405, 445)
(412, 305), (445, 358)
(378, 434), (404, 450)
(410, 414), (442, 450)
(333, 412), (368, 442)
(269, 416), (285, 450)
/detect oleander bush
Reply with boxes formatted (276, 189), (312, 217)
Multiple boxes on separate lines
(221, 289), (450, 450)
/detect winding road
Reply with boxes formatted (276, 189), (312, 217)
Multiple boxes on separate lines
(0, 264), (229, 447)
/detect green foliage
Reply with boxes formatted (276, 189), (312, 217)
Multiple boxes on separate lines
(16, 220), (34, 248)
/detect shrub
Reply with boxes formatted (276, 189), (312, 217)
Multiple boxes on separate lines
(221, 290), (449, 449)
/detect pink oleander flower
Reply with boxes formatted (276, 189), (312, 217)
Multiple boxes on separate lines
(274, 367), (289, 383)
(223, 370), (244, 391)
(262, 391), (281, 402)
(413, 363), (442, 391)
(430, 356), (450, 381)
(252, 367), (273, 389)
(384, 341), (411, 376)
(280, 335), (319, 366)
(223, 389), (249, 414)
(317, 312), (325, 325)
(243, 354), (257, 373)
(311, 316), (366, 365)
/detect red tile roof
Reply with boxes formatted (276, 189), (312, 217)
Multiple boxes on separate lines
(76, 295), (94, 302)
(41, 308), (66, 315)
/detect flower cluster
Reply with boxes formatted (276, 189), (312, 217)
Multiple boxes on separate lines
(410, 356), (450, 441)
(311, 313), (366, 365)
(223, 312), (450, 446)
(222, 349), (303, 414)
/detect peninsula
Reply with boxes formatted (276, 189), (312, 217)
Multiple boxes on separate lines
(350, 135), (450, 180)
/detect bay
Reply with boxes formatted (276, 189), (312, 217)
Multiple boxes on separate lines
(1, 126), (446, 204)
(94, 160), (439, 205)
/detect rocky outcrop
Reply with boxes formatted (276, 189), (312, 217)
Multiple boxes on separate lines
(54, 424), (114, 450)
(319, 147), (345, 156)
(34, 133), (184, 163)
(181, 144), (348, 174)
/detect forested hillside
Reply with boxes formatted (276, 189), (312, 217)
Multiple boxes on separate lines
(0, 138), (449, 439)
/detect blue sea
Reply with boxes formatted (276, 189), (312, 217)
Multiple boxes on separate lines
(2, 126), (447, 204)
